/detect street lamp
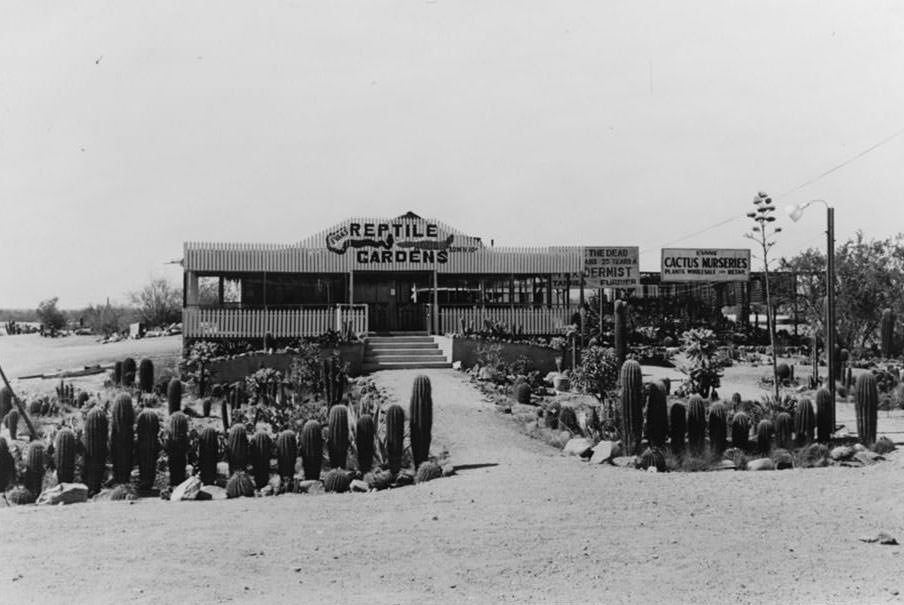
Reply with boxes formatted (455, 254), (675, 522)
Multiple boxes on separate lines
(785, 199), (835, 428)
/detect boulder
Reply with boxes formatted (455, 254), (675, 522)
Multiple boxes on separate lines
(589, 441), (619, 465)
(746, 458), (775, 471)
(853, 451), (883, 466)
(36, 483), (89, 506)
(830, 446), (854, 461)
(452, 361), (462, 371)
(294, 479), (323, 494)
(772, 450), (794, 469)
(200, 485), (228, 500)
(170, 476), (203, 501)
(611, 456), (636, 468)
(350, 479), (369, 493)
(562, 438), (594, 457)
(713, 459), (737, 471)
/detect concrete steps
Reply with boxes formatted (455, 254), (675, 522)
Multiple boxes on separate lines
(362, 334), (451, 372)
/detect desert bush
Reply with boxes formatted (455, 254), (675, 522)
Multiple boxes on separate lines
(679, 328), (725, 398)
(573, 345), (619, 406)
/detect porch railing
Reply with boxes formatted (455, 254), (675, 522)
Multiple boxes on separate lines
(183, 305), (368, 339)
(438, 305), (579, 336)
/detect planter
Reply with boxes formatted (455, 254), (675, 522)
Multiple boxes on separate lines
(206, 342), (365, 383)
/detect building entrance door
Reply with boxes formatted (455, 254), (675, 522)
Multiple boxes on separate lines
(355, 273), (430, 333)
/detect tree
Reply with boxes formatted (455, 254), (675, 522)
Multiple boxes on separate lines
(129, 278), (182, 328)
(781, 231), (904, 353)
(80, 302), (135, 336)
(36, 297), (66, 333)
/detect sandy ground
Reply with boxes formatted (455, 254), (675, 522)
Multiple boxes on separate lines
(1, 339), (903, 604)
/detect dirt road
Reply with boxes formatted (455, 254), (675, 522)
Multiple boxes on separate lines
(2, 367), (903, 604)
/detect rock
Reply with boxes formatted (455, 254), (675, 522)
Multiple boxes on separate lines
(853, 451), (882, 466)
(350, 479), (369, 492)
(562, 438), (594, 457)
(452, 361), (462, 371)
(294, 479), (323, 494)
(611, 456), (636, 468)
(853, 443), (867, 452)
(441, 464), (455, 477)
(772, 450), (794, 470)
(646, 465), (658, 473)
(746, 458), (774, 471)
(170, 476), (203, 501)
(392, 470), (415, 487)
(268, 475), (282, 494)
(830, 445), (854, 461)
(201, 485), (227, 500)
(589, 440), (617, 464)
(36, 482), (88, 506)
(543, 371), (558, 385)
(195, 489), (212, 501)
(878, 532), (899, 545)
(713, 460), (737, 471)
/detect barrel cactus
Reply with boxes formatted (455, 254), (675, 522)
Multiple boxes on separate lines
(24, 442), (45, 495)
(668, 402), (686, 455)
(220, 400), (230, 432)
(415, 460), (443, 483)
(0, 385), (11, 419)
(323, 468), (352, 493)
(619, 360), (644, 456)
(249, 432), (272, 489)
(167, 378), (183, 415)
(855, 372), (878, 446)
(0, 437), (14, 490)
(558, 406), (579, 434)
(299, 420), (323, 480)
(136, 409), (160, 490)
(774, 412), (793, 450)
(226, 471), (255, 498)
(614, 299), (627, 367)
(707, 402), (728, 455)
(815, 387), (834, 443)
(197, 427), (219, 485)
(409, 375), (433, 469)
(165, 411), (190, 486)
(138, 359), (154, 393)
(385, 404), (405, 474)
(645, 381), (669, 448)
(82, 407), (108, 493)
(880, 308), (896, 358)
(513, 382), (531, 405)
(7, 486), (35, 505)
(122, 357), (137, 387)
(327, 404), (349, 469)
(227, 424), (249, 474)
(637, 446), (667, 472)
(730, 412), (751, 451)
(110, 394), (135, 484)
(776, 362), (791, 384)
(795, 398), (816, 447)
(355, 414), (375, 473)
(276, 430), (297, 479)
(686, 395), (706, 455)
(755, 419), (774, 455)
(112, 361), (123, 386)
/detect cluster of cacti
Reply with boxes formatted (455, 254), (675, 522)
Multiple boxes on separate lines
(880, 308), (896, 358)
(228, 424), (249, 474)
(198, 427), (219, 485)
(614, 299), (627, 367)
(55, 381), (75, 405)
(111, 394), (135, 483)
(415, 460), (442, 483)
(638, 447), (666, 472)
(707, 402), (728, 455)
(384, 404), (405, 474)
(136, 409), (160, 490)
(619, 360), (644, 456)
(24, 442), (45, 494)
(167, 378), (182, 415)
(276, 430), (298, 478)
(774, 412), (793, 450)
(328, 405), (349, 469)
(138, 359), (154, 393)
(165, 412), (190, 486)
(355, 414), (375, 472)
(855, 372), (878, 445)
(321, 357), (345, 406)
(755, 419), (773, 454)
(645, 381), (668, 448)
(249, 432), (273, 489)
(731, 412), (750, 450)
(410, 375), (433, 469)
(686, 395), (706, 455)
(513, 382), (531, 405)
(82, 407), (108, 493)
(323, 468), (352, 493)
(122, 357), (137, 387)
(815, 387), (833, 442)
(299, 420), (323, 480)
(794, 398), (815, 447)
(668, 402), (686, 455)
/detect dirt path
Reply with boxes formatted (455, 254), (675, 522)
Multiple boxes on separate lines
(2, 369), (903, 604)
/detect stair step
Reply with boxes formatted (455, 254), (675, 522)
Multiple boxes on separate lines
(362, 361), (453, 372)
(364, 354), (445, 363)
(368, 343), (439, 351)
(367, 337), (434, 345)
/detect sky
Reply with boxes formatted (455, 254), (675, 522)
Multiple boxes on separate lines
(2, 1), (903, 309)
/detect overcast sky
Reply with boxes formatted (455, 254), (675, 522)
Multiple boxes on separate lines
(2, 1), (903, 309)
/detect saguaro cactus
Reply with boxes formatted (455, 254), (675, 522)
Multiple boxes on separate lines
(707, 402), (728, 455)
(0, 385), (11, 419)
(815, 387), (834, 443)
(249, 432), (272, 489)
(299, 420), (323, 480)
(227, 424), (249, 474)
(165, 412), (189, 486)
(0, 437), (15, 490)
(880, 308), (896, 358)
(355, 414), (375, 472)
(110, 394), (135, 484)
(686, 395), (706, 455)
(409, 375), (433, 468)
(774, 412), (793, 450)
(668, 402), (686, 455)
(327, 405), (350, 469)
(136, 409), (160, 490)
(276, 430), (297, 479)
(122, 357), (137, 387)
(644, 381), (669, 448)
(167, 378), (182, 415)
(795, 398), (816, 447)
(855, 372), (878, 446)
(25, 442), (46, 495)
(619, 360), (644, 456)
(756, 419), (773, 455)
(730, 412), (751, 450)
(138, 359), (154, 394)
(385, 404), (405, 474)
(614, 299), (627, 367)
(54, 428), (77, 483)
(82, 407), (108, 493)
(198, 427), (219, 485)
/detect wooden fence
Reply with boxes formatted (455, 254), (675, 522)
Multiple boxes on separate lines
(183, 305), (368, 339)
(438, 305), (579, 336)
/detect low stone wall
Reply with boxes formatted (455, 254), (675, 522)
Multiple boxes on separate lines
(449, 337), (563, 374)
(206, 342), (365, 384)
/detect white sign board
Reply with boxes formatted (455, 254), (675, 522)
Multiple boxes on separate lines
(551, 272), (581, 289)
(661, 248), (750, 282)
(583, 247), (640, 288)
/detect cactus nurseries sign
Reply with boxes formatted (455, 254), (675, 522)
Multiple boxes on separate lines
(660, 248), (750, 282)
(583, 247), (640, 288)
